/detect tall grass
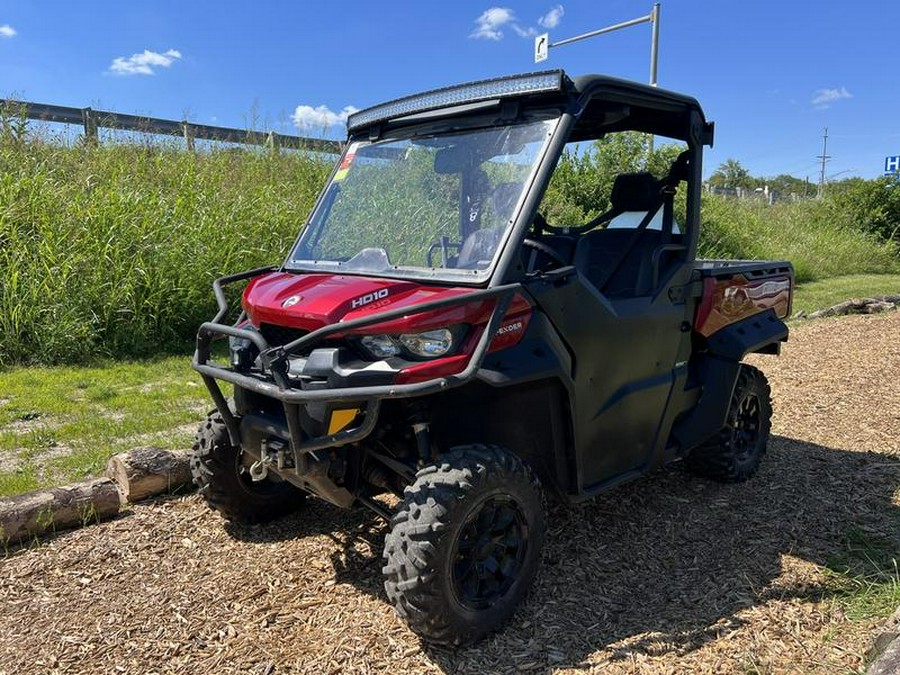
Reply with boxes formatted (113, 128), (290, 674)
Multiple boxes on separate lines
(1, 127), (898, 365)
(698, 196), (899, 283)
(0, 134), (330, 364)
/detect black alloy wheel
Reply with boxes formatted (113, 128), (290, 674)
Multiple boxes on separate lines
(191, 407), (306, 524)
(451, 495), (529, 610)
(684, 364), (772, 483)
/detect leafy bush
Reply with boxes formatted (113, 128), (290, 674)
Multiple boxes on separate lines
(540, 132), (684, 225)
(825, 176), (900, 245)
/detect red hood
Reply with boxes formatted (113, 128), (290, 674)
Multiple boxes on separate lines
(243, 272), (494, 333)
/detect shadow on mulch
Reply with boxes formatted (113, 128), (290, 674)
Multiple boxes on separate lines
(221, 434), (900, 672)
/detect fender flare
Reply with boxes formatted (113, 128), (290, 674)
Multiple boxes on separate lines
(705, 308), (788, 361)
(672, 309), (787, 451)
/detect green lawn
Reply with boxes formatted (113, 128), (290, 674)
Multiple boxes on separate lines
(823, 526), (900, 623)
(0, 355), (211, 496)
(792, 273), (900, 316)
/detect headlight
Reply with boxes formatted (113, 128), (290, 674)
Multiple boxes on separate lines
(229, 335), (257, 373)
(357, 327), (458, 360)
(399, 329), (453, 358)
(360, 334), (403, 359)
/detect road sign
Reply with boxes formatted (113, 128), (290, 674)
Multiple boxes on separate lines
(534, 33), (549, 63)
(885, 156), (900, 175)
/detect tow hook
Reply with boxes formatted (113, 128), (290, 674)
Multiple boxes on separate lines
(249, 438), (293, 481)
(249, 460), (268, 482)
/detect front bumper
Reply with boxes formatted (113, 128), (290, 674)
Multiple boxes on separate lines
(193, 267), (519, 459)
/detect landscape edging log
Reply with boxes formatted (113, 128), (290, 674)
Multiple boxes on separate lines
(868, 635), (900, 675)
(0, 478), (121, 544)
(806, 295), (900, 320)
(867, 607), (900, 674)
(105, 447), (193, 503)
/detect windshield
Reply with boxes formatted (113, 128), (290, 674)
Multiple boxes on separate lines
(287, 117), (558, 282)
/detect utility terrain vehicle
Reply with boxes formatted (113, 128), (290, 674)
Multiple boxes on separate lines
(191, 70), (794, 645)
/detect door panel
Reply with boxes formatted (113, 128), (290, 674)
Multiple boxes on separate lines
(526, 267), (691, 490)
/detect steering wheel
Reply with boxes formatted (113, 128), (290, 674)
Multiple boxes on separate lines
(522, 238), (567, 268)
(426, 237), (459, 268)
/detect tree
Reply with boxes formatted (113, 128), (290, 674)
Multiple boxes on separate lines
(709, 159), (754, 189)
(767, 174), (811, 198)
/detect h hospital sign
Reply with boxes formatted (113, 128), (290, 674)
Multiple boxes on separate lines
(886, 156), (900, 175)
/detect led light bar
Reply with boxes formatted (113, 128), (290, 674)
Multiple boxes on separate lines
(346, 70), (567, 133)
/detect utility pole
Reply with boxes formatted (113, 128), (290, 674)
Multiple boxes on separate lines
(816, 127), (830, 198)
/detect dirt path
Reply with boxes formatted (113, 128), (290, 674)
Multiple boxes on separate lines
(2, 313), (899, 675)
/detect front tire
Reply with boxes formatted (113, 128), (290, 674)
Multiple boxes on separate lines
(685, 364), (772, 482)
(383, 445), (545, 646)
(190, 409), (306, 524)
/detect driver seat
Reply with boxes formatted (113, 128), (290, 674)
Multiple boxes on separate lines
(456, 226), (506, 269)
(574, 172), (667, 298)
(456, 182), (522, 269)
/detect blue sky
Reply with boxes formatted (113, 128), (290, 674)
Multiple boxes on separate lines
(1, 0), (897, 180)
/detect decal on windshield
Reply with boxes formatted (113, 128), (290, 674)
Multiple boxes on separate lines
(333, 142), (360, 182)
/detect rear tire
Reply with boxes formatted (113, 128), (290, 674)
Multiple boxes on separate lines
(191, 408), (306, 524)
(383, 445), (545, 646)
(685, 364), (772, 482)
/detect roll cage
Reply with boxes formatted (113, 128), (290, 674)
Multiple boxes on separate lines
(338, 70), (714, 290)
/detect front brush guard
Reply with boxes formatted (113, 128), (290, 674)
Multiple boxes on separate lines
(193, 267), (520, 467)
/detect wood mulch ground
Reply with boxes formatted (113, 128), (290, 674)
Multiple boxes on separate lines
(2, 312), (899, 674)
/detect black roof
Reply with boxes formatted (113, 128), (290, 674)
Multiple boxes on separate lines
(348, 70), (713, 145)
(566, 73), (711, 144)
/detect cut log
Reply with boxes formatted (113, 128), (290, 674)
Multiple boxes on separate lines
(869, 636), (900, 675)
(105, 446), (193, 503)
(867, 606), (900, 669)
(0, 478), (121, 544)
(808, 295), (900, 320)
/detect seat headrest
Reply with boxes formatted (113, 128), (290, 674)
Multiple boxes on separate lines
(490, 182), (522, 217)
(610, 172), (662, 212)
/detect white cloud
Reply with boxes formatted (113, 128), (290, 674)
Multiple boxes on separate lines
(291, 104), (359, 130)
(512, 24), (537, 37)
(470, 6), (550, 40)
(538, 5), (564, 29)
(470, 7), (515, 40)
(811, 87), (852, 109)
(108, 48), (182, 76)
(0, 24), (16, 38)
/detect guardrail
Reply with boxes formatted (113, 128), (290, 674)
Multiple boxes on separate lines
(1, 98), (343, 154)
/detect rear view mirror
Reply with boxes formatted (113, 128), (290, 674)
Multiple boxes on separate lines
(434, 145), (469, 174)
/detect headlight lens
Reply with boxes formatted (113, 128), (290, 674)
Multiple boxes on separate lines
(358, 328), (456, 360)
(360, 334), (403, 359)
(229, 335), (256, 372)
(399, 329), (453, 358)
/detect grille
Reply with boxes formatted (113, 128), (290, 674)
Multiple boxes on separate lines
(259, 323), (308, 348)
